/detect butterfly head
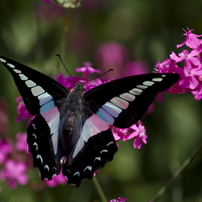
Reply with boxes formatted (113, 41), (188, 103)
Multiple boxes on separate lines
(72, 82), (86, 94)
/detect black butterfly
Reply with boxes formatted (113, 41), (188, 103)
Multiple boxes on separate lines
(0, 55), (179, 187)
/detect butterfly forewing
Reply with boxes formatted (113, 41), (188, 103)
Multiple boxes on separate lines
(84, 73), (180, 128)
(0, 56), (68, 115)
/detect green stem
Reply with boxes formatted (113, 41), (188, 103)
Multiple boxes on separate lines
(93, 177), (108, 202)
(56, 11), (70, 70)
(152, 145), (202, 202)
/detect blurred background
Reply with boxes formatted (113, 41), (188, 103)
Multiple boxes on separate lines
(1, 0), (202, 202)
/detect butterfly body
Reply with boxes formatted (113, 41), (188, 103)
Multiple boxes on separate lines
(0, 55), (180, 187)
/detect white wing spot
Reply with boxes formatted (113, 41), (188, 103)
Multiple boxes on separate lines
(38, 92), (53, 106)
(36, 154), (43, 164)
(129, 88), (142, 95)
(0, 58), (6, 63)
(94, 156), (101, 162)
(52, 167), (57, 171)
(19, 74), (28, 81)
(162, 74), (166, 77)
(7, 63), (15, 68)
(33, 142), (38, 151)
(136, 85), (148, 89)
(32, 133), (37, 139)
(32, 124), (36, 130)
(73, 171), (80, 177)
(25, 80), (37, 88)
(110, 97), (129, 109)
(44, 164), (50, 171)
(66, 169), (71, 174)
(106, 141), (114, 146)
(152, 78), (163, 82)
(100, 149), (108, 154)
(143, 81), (154, 86)
(119, 92), (135, 101)
(13, 69), (21, 73)
(101, 102), (122, 118)
(31, 86), (45, 96)
(83, 166), (92, 172)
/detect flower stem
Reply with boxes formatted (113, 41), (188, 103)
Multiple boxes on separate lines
(56, 11), (70, 70)
(152, 145), (202, 202)
(93, 177), (108, 202)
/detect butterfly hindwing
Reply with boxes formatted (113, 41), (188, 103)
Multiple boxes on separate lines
(58, 98), (118, 187)
(27, 115), (61, 180)
(62, 121), (117, 187)
(85, 73), (180, 128)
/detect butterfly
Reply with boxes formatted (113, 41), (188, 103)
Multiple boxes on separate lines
(0, 55), (179, 187)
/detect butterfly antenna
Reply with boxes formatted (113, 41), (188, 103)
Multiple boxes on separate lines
(86, 69), (114, 83)
(56, 54), (76, 83)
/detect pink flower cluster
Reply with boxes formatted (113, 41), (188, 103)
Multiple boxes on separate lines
(109, 196), (127, 202)
(155, 29), (202, 100)
(0, 135), (28, 188)
(113, 121), (147, 149)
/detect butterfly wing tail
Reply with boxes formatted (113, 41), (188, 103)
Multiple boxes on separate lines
(62, 129), (118, 187)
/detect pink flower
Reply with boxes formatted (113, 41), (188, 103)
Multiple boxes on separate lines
(128, 121), (148, 149)
(76, 62), (100, 80)
(97, 42), (128, 79)
(15, 97), (30, 122)
(177, 28), (202, 49)
(45, 172), (67, 187)
(0, 99), (8, 134)
(98, 42), (128, 66)
(15, 133), (29, 154)
(155, 29), (202, 99)
(0, 139), (12, 164)
(0, 160), (28, 188)
(113, 121), (148, 149)
(123, 61), (149, 76)
(109, 196), (127, 202)
(42, 0), (50, 2)
(55, 73), (82, 89)
(55, 64), (105, 92)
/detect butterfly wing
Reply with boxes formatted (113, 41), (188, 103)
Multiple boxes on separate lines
(61, 111), (118, 187)
(0, 56), (68, 115)
(84, 73), (180, 128)
(0, 55), (68, 179)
